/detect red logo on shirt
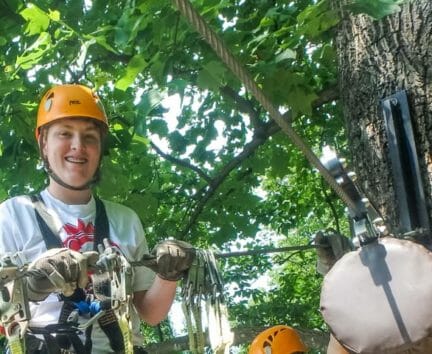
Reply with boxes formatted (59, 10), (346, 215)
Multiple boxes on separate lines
(63, 219), (95, 251)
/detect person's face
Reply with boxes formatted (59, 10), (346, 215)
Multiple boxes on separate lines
(41, 118), (102, 189)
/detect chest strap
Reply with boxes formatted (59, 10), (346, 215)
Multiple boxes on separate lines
(29, 193), (109, 250)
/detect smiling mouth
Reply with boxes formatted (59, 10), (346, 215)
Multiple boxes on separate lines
(65, 157), (87, 164)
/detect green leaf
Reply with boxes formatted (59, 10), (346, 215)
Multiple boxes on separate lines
(133, 89), (165, 136)
(48, 10), (60, 21)
(0, 79), (23, 96)
(92, 35), (118, 54)
(168, 79), (188, 98)
(20, 4), (50, 35)
(115, 54), (148, 91)
(287, 88), (318, 117)
(169, 131), (188, 154)
(297, 0), (340, 39)
(139, 89), (164, 116)
(125, 193), (159, 223)
(15, 32), (51, 69)
(99, 159), (131, 198)
(196, 61), (227, 91)
(114, 9), (146, 51)
(137, 0), (166, 13)
(148, 119), (169, 136)
(347, 0), (406, 19)
(268, 149), (290, 178)
(274, 48), (296, 63)
(132, 134), (150, 147)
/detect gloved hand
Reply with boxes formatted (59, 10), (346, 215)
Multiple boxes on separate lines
(315, 231), (354, 275)
(91, 272), (111, 301)
(26, 248), (99, 301)
(141, 239), (195, 281)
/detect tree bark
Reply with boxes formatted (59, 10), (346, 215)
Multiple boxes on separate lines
(335, 0), (432, 235)
(143, 325), (330, 353)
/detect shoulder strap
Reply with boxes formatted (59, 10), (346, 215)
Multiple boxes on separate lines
(30, 194), (63, 249)
(94, 196), (109, 249)
(31, 194), (110, 251)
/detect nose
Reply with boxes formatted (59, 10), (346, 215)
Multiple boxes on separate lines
(71, 134), (85, 151)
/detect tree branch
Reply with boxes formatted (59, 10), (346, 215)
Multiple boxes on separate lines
(220, 85), (261, 128)
(177, 84), (338, 236)
(179, 121), (277, 237)
(150, 141), (212, 183)
(312, 85), (339, 108)
(151, 85), (338, 238)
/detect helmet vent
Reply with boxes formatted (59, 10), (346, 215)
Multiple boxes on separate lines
(263, 346), (272, 354)
(44, 98), (53, 112)
(263, 336), (274, 347)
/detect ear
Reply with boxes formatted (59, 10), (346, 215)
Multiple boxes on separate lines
(38, 129), (48, 157)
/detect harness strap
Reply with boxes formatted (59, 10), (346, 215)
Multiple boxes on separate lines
(98, 309), (125, 352)
(30, 194), (108, 250)
(94, 196), (109, 247)
(30, 194), (63, 249)
(29, 193), (128, 354)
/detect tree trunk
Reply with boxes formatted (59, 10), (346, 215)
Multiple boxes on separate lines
(143, 326), (330, 353)
(335, 0), (432, 236)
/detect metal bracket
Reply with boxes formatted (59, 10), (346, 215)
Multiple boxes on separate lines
(381, 90), (430, 235)
(320, 146), (383, 245)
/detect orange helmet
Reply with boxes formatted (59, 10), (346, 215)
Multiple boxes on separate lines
(249, 325), (307, 354)
(36, 84), (108, 139)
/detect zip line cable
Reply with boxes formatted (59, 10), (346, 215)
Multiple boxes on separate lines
(215, 244), (321, 258)
(131, 243), (322, 267)
(171, 0), (363, 216)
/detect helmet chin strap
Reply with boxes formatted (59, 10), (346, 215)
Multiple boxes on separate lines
(44, 161), (100, 191)
(38, 129), (102, 192)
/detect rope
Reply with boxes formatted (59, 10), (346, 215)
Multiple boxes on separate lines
(171, 0), (362, 215)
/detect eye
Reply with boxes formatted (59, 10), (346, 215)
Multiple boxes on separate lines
(58, 130), (72, 137)
(84, 133), (100, 144)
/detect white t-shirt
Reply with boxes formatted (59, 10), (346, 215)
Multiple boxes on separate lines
(0, 189), (155, 353)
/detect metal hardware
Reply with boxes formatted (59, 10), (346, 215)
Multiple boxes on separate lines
(381, 90), (430, 236)
(320, 146), (383, 245)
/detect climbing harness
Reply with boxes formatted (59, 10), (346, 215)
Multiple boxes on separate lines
(181, 249), (233, 354)
(94, 238), (134, 354)
(31, 193), (133, 354)
(0, 194), (134, 354)
(0, 242), (135, 354)
(32, 193), (134, 354)
(0, 253), (31, 354)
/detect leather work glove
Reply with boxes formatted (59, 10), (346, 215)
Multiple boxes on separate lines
(141, 239), (195, 281)
(91, 271), (111, 301)
(315, 231), (354, 275)
(26, 248), (99, 301)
